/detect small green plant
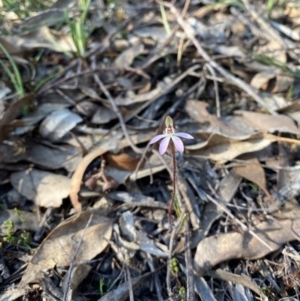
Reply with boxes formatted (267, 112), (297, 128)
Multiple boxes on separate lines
(0, 43), (25, 98)
(267, 0), (276, 15)
(64, 0), (91, 57)
(3, 220), (15, 243)
(2, 212), (31, 248)
(99, 278), (105, 296)
(159, 1), (171, 36)
(14, 207), (26, 223)
(179, 286), (186, 301)
(169, 257), (179, 277)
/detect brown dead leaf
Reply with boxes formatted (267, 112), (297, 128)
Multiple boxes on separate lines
(62, 264), (92, 297)
(0, 94), (34, 144)
(2, 139), (82, 172)
(103, 152), (144, 171)
(185, 100), (256, 138)
(10, 169), (71, 208)
(194, 218), (300, 276)
(250, 69), (277, 90)
(19, 211), (113, 287)
(235, 110), (300, 135)
(277, 99), (300, 124)
(187, 132), (277, 162)
(19, 0), (77, 29)
(114, 44), (144, 68)
(254, 40), (286, 63)
(1, 27), (76, 53)
(271, 74), (295, 93)
(232, 158), (275, 207)
(91, 106), (117, 124)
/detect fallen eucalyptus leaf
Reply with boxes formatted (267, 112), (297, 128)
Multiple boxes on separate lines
(10, 169), (71, 208)
(39, 109), (82, 141)
(20, 211), (113, 286)
(194, 218), (300, 276)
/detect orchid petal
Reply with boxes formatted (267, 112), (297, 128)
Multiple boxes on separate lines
(171, 136), (184, 152)
(175, 132), (194, 139)
(150, 134), (168, 144)
(159, 136), (171, 155)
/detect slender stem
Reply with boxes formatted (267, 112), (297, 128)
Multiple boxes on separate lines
(169, 141), (177, 231)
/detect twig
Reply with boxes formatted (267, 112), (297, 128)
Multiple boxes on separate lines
(33, 207), (55, 242)
(147, 254), (164, 301)
(184, 217), (195, 301)
(241, 0), (284, 46)
(177, 173), (201, 230)
(205, 184), (273, 251)
(62, 214), (93, 301)
(164, 2), (278, 116)
(126, 265), (134, 301)
(93, 70), (144, 155)
(180, 0), (191, 18)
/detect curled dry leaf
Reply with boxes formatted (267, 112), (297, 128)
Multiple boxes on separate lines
(185, 100), (256, 138)
(232, 158), (275, 207)
(1, 27), (77, 53)
(187, 132), (277, 162)
(114, 44), (144, 68)
(39, 109), (82, 141)
(70, 137), (121, 213)
(103, 152), (144, 171)
(20, 211), (113, 287)
(254, 40), (286, 63)
(194, 218), (300, 277)
(91, 106), (117, 124)
(19, 0), (77, 29)
(250, 69), (278, 90)
(10, 169), (71, 208)
(14, 103), (69, 135)
(2, 139), (82, 172)
(62, 264), (92, 298)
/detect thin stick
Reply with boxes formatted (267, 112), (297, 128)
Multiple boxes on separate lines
(63, 214), (93, 301)
(205, 186), (273, 251)
(184, 217), (195, 301)
(126, 265), (134, 301)
(93, 72), (143, 155)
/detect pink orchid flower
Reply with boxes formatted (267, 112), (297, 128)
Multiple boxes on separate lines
(150, 116), (194, 155)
